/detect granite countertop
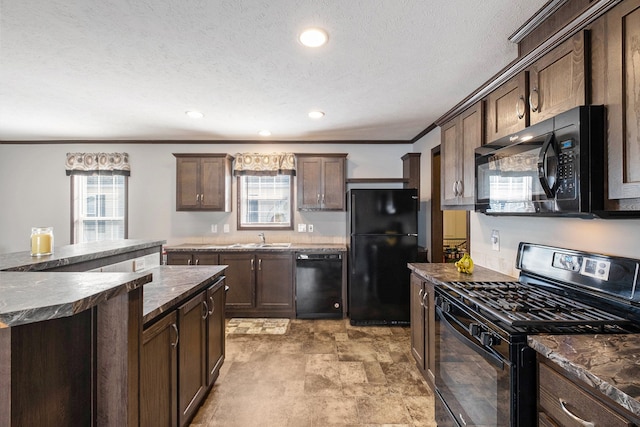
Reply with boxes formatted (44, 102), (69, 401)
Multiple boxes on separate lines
(407, 262), (516, 285)
(0, 271), (152, 328)
(529, 334), (640, 417)
(165, 242), (347, 252)
(142, 265), (227, 324)
(0, 239), (165, 272)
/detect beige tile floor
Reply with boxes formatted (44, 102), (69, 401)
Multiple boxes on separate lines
(190, 318), (436, 427)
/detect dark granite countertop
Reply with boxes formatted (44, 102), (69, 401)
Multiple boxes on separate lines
(0, 239), (165, 272)
(164, 242), (346, 252)
(142, 265), (227, 324)
(528, 334), (640, 417)
(407, 262), (516, 285)
(0, 271), (152, 328)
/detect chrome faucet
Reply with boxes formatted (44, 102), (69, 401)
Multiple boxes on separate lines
(258, 233), (265, 245)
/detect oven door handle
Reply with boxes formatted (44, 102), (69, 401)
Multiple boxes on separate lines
(436, 306), (505, 370)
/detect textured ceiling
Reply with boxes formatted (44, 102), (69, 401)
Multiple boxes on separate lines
(0, 0), (547, 142)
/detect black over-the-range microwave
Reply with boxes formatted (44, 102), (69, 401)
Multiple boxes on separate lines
(475, 105), (638, 218)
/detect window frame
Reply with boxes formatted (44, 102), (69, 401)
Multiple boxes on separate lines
(70, 174), (129, 243)
(236, 175), (294, 231)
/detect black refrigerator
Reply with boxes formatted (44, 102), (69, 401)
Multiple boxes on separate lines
(347, 188), (418, 325)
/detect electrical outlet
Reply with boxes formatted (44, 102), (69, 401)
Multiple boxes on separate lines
(298, 223), (307, 232)
(211, 224), (217, 233)
(491, 230), (500, 251)
(133, 258), (145, 272)
(223, 224), (230, 233)
(308, 224), (314, 232)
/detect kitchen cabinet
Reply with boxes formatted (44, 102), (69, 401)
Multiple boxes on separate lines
(537, 360), (637, 426)
(221, 252), (294, 317)
(177, 290), (208, 427)
(484, 72), (529, 143)
(167, 252), (219, 266)
(410, 272), (435, 387)
(206, 281), (225, 385)
(598, 0), (640, 202)
(296, 154), (347, 211)
(528, 30), (588, 125)
(174, 154), (232, 212)
(441, 101), (483, 209)
(141, 312), (178, 427)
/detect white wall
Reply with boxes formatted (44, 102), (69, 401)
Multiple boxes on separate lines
(0, 143), (412, 253)
(412, 127), (640, 277)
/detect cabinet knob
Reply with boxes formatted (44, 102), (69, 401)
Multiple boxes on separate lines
(529, 87), (540, 112)
(516, 95), (526, 119)
(333, 302), (340, 309)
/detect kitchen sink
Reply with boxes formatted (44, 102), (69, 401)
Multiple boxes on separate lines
(226, 242), (291, 248)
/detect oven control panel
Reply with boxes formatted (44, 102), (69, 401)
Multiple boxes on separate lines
(552, 252), (610, 280)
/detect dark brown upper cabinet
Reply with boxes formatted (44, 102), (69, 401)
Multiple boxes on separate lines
(296, 154), (347, 211)
(174, 154), (232, 212)
(485, 72), (529, 143)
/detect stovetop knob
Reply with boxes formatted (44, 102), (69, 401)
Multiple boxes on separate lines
(469, 323), (481, 337)
(480, 332), (495, 346)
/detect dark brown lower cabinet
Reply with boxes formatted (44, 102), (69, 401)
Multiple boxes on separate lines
(206, 281), (226, 385)
(410, 272), (435, 388)
(141, 312), (178, 427)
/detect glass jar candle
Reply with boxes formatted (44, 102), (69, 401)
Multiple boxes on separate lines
(31, 227), (54, 257)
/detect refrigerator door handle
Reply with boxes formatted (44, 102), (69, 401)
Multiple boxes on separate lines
(408, 233), (418, 237)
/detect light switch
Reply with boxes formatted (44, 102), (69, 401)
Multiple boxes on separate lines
(491, 230), (500, 251)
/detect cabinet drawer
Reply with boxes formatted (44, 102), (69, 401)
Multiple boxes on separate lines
(539, 363), (632, 427)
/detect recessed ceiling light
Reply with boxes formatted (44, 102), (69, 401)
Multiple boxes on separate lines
(258, 130), (272, 137)
(308, 110), (325, 119)
(185, 110), (204, 119)
(299, 28), (328, 47)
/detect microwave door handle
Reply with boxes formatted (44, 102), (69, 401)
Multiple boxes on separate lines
(537, 133), (558, 198)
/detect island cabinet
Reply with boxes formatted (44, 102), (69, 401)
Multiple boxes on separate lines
(537, 359), (638, 427)
(527, 30), (588, 126)
(484, 72), (529, 143)
(220, 252), (294, 317)
(410, 272), (435, 387)
(441, 101), (484, 209)
(167, 251), (219, 266)
(206, 281), (226, 385)
(592, 0), (640, 203)
(174, 153), (232, 212)
(296, 154), (347, 211)
(141, 312), (178, 427)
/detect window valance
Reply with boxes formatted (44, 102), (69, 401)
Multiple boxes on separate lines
(65, 153), (130, 176)
(233, 152), (296, 176)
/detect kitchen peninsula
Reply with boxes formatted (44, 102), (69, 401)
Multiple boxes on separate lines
(0, 239), (227, 427)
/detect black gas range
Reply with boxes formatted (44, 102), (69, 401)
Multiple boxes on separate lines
(434, 242), (640, 427)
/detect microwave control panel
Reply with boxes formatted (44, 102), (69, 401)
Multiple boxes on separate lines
(555, 138), (577, 200)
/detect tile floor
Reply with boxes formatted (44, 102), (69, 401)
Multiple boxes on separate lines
(190, 318), (436, 427)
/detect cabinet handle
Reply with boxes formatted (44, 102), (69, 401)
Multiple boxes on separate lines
(195, 258), (200, 265)
(558, 399), (594, 427)
(208, 296), (215, 315)
(251, 259), (255, 271)
(321, 194), (325, 205)
(529, 87), (539, 113)
(452, 181), (459, 197)
(202, 301), (209, 319)
(187, 259), (192, 265)
(457, 181), (464, 197)
(317, 194), (320, 204)
(258, 259), (262, 270)
(196, 194), (200, 202)
(422, 291), (428, 307)
(516, 95), (526, 119)
(418, 288), (424, 307)
(170, 323), (179, 348)
(200, 194), (204, 203)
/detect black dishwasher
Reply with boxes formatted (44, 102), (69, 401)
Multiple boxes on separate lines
(295, 253), (343, 318)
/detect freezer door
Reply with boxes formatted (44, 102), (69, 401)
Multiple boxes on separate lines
(349, 189), (418, 235)
(348, 234), (418, 324)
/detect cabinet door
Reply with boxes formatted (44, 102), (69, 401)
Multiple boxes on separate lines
(410, 274), (426, 371)
(605, 1), (640, 200)
(529, 31), (587, 125)
(424, 279), (436, 385)
(256, 253), (294, 313)
(167, 252), (193, 265)
(297, 157), (322, 209)
(485, 72), (528, 142)
(176, 157), (200, 210)
(321, 157), (346, 210)
(220, 253), (255, 310)
(441, 118), (461, 207)
(178, 292), (207, 427)
(459, 102), (484, 205)
(200, 157), (225, 211)
(206, 281), (226, 386)
(141, 312), (178, 427)
(193, 252), (219, 266)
